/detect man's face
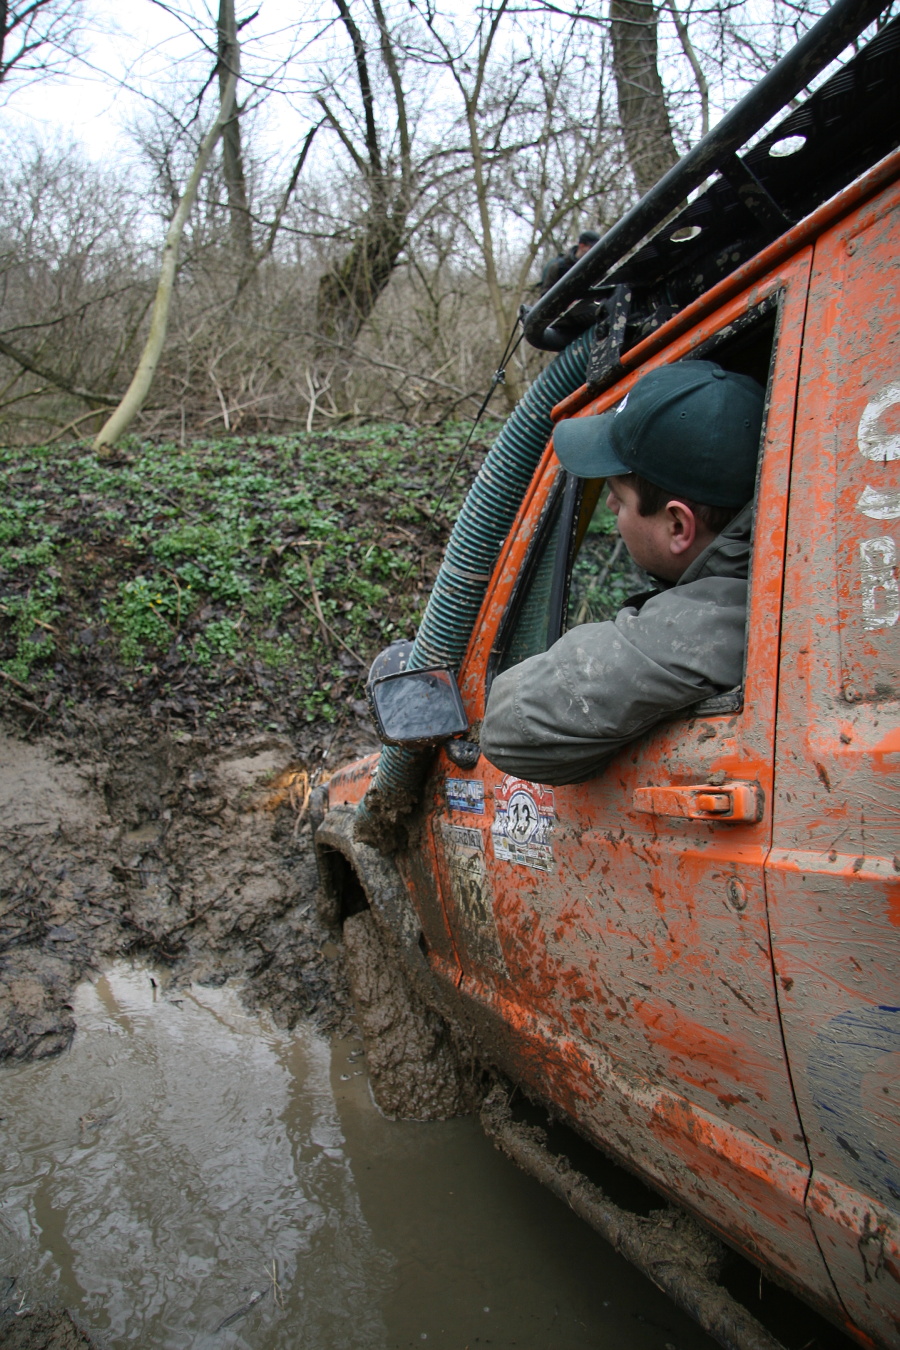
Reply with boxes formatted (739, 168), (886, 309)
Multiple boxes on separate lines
(605, 476), (704, 583)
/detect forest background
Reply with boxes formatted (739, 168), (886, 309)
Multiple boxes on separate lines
(4, 0), (891, 440)
(0, 0), (896, 742)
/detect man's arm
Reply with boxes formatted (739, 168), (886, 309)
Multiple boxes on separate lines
(480, 577), (748, 786)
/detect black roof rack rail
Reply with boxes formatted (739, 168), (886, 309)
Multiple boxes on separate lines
(523, 0), (898, 356)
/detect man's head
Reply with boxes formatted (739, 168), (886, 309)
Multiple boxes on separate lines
(553, 361), (764, 581)
(575, 229), (600, 259)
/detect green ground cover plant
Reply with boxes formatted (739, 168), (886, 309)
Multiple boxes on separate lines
(0, 424), (496, 735)
(568, 497), (649, 626)
(1, 424), (644, 743)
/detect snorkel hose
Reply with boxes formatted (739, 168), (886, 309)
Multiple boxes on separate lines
(355, 325), (596, 852)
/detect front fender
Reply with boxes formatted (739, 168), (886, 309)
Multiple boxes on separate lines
(314, 804), (433, 993)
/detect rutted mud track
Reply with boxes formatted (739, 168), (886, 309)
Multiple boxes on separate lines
(0, 707), (357, 1067)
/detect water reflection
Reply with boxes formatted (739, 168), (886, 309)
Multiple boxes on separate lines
(0, 965), (714, 1349)
(1, 968), (389, 1348)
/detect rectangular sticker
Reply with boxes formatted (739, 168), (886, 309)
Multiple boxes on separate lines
(446, 778), (485, 814)
(445, 823), (484, 851)
(439, 819), (506, 974)
(491, 775), (556, 872)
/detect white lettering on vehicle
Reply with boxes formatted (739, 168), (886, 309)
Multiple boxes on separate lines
(859, 537), (900, 631)
(856, 485), (900, 520)
(855, 384), (900, 630)
(857, 381), (900, 462)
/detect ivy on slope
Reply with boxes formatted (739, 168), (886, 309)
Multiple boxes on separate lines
(0, 424), (495, 735)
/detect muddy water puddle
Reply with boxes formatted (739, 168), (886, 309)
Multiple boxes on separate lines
(1, 964), (716, 1349)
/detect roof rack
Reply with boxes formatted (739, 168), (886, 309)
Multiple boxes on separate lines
(523, 0), (900, 377)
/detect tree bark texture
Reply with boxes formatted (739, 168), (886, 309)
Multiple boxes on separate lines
(609, 0), (679, 197)
(315, 0), (410, 344)
(316, 216), (406, 343)
(217, 0), (253, 265)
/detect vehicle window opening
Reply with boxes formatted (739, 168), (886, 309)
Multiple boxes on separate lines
(562, 301), (780, 716)
(684, 294), (778, 387)
(566, 481), (652, 629)
(490, 298), (780, 714)
(492, 472), (571, 679)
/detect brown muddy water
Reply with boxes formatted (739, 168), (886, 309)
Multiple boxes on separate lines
(0, 963), (720, 1350)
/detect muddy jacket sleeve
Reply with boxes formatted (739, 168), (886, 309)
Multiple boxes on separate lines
(480, 575), (747, 786)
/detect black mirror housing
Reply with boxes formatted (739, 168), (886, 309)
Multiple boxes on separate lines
(369, 666), (468, 748)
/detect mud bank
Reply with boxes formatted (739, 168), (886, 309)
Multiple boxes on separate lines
(0, 1304), (97, 1349)
(0, 707), (362, 1063)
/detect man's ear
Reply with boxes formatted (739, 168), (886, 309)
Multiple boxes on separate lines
(665, 500), (700, 556)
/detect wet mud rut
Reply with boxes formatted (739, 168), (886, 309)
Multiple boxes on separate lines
(0, 708), (350, 1348)
(0, 709), (352, 1347)
(0, 711), (355, 1066)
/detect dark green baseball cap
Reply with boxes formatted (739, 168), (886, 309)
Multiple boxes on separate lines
(553, 360), (765, 508)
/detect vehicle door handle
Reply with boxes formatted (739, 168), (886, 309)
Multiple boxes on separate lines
(633, 782), (763, 823)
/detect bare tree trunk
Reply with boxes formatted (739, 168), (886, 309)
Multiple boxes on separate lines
(609, 0), (679, 196)
(315, 0), (411, 343)
(316, 217), (405, 342)
(451, 0), (522, 409)
(92, 74), (237, 453)
(217, 0), (253, 266)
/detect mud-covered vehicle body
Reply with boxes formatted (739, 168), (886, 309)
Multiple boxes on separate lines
(313, 6), (900, 1346)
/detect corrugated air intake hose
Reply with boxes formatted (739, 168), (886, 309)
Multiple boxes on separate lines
(355, 324), (596, 851)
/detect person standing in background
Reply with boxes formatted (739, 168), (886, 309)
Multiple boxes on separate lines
(540, 230), (601, 294)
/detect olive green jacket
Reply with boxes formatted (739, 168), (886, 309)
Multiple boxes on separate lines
(480, 503), (753, 786)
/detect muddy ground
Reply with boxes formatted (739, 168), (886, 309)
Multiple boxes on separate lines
(0, 706), (373, 1066)
(0, 428), (468, 1344)
(0, 429), (472, 1067)
(0, 702), (375, 1345)
(0, 690), (382, 1350)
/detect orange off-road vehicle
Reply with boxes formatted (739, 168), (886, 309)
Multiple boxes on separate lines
(312, 4), (900, 1347)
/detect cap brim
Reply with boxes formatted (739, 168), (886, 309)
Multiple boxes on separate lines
(552, 413), (630, 479)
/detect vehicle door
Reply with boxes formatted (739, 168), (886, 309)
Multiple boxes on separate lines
(429, 255), (837, 1302)
(764, 175), (900, 1348)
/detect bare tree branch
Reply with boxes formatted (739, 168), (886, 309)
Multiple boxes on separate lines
(664, 0), (709, 137)
(0, 335), (116, 406)
(333, 0), (383, 181)
(0, 0), (81, 91)
(257, 119), (324, 264)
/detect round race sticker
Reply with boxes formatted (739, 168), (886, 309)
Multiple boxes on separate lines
(506, 789), (540, 843)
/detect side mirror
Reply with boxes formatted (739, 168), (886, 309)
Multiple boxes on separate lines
(369, 666), (468, 748)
